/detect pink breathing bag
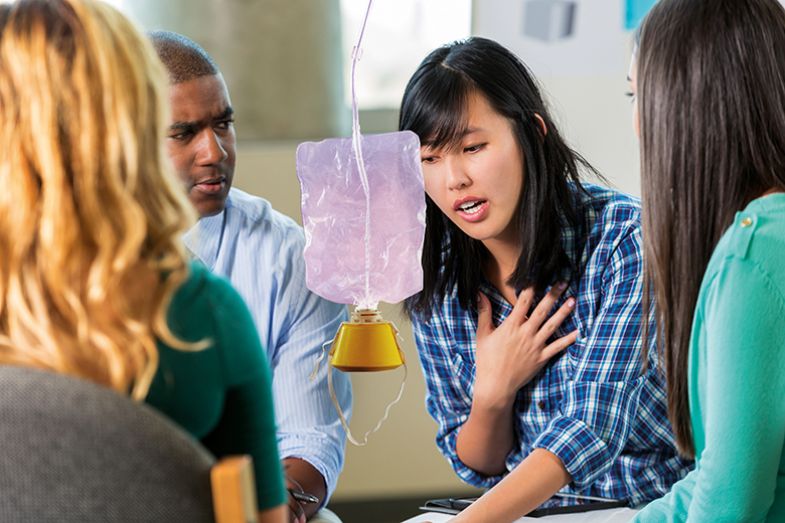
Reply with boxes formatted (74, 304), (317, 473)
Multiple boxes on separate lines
(295, 131), (425, 309)
(293, 0), (425, 446)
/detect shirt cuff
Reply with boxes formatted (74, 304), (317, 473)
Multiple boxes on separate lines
(439, 428), (509, 489)
(279, 435), (344, 506)
(531, 415), (614, 489)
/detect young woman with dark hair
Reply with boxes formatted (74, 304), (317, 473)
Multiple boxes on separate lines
(631, 0), (785, 520)
(400, 37), (690, 521)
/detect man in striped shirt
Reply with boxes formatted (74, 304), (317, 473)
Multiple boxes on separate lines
(151, 31), (350, 523)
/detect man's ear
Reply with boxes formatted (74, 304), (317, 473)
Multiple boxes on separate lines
(534, 113), (548, 137)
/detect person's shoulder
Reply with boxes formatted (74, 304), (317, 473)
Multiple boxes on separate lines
(579, 182), (641, 227)
(170, 262), (207, 307)
(166, 262), (255, 347)
(176, 263), (267, 378)
(702, 209), (785, 327)
(575, 183), (642, 255)
(173, 262), (244, 309)
(224, 188), (306, 264)
(711, 194), (785, 289)
(226, 188), (303, 236)
(412, 285), (464, 330)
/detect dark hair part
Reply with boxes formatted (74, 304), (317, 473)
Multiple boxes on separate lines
(400, 36), (599, 317)
(148, 30), (218, 84)
(638, 0), (785, 458)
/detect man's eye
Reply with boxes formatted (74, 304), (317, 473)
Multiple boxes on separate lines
(215, 119), (234, 130)
(421, 156), (438, 164)
(168, 131), (192, 141)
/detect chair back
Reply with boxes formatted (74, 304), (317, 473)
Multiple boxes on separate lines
(0, 366), (218, 522)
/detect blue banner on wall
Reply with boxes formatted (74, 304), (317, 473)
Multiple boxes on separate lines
(625, 0), (657, 30)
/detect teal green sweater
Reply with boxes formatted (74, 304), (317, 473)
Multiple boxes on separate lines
(635, 194), (785, 522)
(145, 263), (287, 510)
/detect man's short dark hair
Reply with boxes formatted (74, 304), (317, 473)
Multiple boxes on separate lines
(148, 30), (219, 84)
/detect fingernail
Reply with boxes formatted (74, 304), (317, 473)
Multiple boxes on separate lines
(556, 281), (568, 291)
(566, 297), (575, 308)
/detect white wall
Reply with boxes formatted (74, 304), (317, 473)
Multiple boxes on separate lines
(473, 0), (641, 196)
(541, 74), (640, 196)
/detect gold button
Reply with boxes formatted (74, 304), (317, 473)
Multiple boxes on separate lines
(741, 217), (753, 228)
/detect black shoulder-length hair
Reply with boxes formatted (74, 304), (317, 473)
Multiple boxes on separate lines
(400, 36), (598, 318)
(638, 0), (785, 458)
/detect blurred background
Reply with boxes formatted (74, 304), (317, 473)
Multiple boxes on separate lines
(107, 1), (654, 521)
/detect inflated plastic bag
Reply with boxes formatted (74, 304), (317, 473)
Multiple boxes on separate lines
(295, 131), (425, 309)
(296, 131), (425, 446)
(294, 0), (425, 447)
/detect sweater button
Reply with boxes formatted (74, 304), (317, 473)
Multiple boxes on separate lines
(740, 217), (753, 228)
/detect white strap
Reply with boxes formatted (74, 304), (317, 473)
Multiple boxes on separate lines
(309, 338), (334, 382)
(328, 358), (407, 447)
(311, 327), (408, 446)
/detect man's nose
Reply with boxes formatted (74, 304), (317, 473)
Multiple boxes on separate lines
(195, 130), (228, 165)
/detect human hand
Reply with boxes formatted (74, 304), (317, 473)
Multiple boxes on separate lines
(284, 478), (307, 523)
(473, 283), (578, 407)
(282, 458), (325, 523)
(285, 493), (306, 523)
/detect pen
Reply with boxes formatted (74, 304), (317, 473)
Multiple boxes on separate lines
(288, 489), (319, 504)
(555, 492), (621, 503)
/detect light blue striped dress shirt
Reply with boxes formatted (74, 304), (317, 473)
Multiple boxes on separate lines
(183, 188), (351, 501)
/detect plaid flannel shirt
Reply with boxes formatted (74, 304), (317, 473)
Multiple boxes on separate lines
(412, 184), (692, 505)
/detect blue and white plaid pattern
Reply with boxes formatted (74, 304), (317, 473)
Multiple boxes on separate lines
(412, 184), (692, 505)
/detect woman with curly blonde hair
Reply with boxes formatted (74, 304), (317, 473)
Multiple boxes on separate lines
(0, 1), (286, 519)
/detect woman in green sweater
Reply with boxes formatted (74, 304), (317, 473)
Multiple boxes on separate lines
(630, 0), (785, 520)
(0, 1), (286, 520)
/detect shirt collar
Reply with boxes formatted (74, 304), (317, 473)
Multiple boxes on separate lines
(183, 197), (232, 270)
(559, 183), (597, 279)
(478, 183), (596, 304)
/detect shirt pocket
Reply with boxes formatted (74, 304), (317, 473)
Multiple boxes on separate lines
(523, 358), (566, 418)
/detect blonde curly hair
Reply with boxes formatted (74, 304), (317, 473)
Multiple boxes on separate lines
(0, 0), (198, 400)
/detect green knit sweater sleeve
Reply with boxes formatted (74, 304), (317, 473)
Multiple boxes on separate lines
(152, 263), (287, 511)
(198, 271), (288, 511)
(635, 256), (785, 522)
(632, 468), (697, 522)
(690, 258), (785, 520)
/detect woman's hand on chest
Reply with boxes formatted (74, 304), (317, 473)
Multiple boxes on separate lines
(472, 283), (579, 408)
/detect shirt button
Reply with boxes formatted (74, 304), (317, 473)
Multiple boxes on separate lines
(740, 217), (753, 228)
(537, 400), (546, 410)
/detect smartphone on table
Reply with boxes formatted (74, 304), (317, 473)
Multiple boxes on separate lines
(420, 492), (627, 517)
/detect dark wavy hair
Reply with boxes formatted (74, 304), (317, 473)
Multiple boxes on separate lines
(638, 0), (785, 457)
(399, 37), (600, 318)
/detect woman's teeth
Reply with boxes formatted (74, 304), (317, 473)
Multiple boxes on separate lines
(460, 201), (483, 213)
